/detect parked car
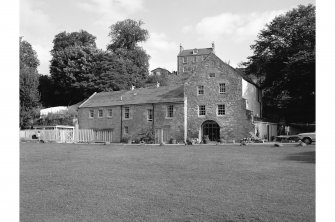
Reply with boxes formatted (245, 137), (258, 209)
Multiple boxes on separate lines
(298, 132), (316, 144)
(275, 135), (300, 143)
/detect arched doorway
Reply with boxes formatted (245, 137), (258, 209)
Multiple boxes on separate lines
(202, 120), (220, 141)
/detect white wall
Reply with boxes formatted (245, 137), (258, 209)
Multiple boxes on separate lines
(242, 79), (261, 117)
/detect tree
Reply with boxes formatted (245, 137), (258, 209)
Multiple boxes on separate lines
(20, 38), (41, 128)
(243, 4), (315, 123)
(51, 30), (96, 52)
(107, 19), (148, 51)
(50, 30), (100, 105)
(106, 19), (150, 88)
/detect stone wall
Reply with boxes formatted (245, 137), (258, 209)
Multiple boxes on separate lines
(78, 102), (185, 143)
(177, 55), (206, 74)
(185, 53), (254, 141)
(78, 106), (122, 142)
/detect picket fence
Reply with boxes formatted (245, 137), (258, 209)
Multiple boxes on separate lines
(20, 128), (113, 143)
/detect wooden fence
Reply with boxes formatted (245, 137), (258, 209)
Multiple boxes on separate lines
(20, 129), (113, 143)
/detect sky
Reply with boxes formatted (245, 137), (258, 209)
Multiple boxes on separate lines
(20, 0), (315, 75)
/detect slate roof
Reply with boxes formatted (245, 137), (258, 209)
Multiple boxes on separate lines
(80, 84), (185, 108)
(178, 48), (213, 56)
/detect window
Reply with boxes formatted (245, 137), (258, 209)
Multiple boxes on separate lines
(124, 106), (130, 119)
(219, 83), (226, 94)
(182, 57), (187, 63)
(218, 104), (225, 116)
(198, 105), (206, 116)
(124, 126), (129, 134)
(192, 56), (196, 63)
(197, 85), (204, 95)
(107, 109), (113, 117)
(183, 66), (186, 73)
(98, 109), (103, 118)
(89, 110), (94, 118)
(147, 109), (153, 121)
(209, 73), (216, 77)
(166, 105), (174, 118)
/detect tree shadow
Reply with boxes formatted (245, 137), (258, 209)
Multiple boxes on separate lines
(285, 151), (315, 164)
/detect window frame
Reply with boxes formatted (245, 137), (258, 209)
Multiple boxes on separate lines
(182, 57), (187, 63)
(217, 104), (226, 116)
(198, 105), (206, 116)
(98, 109), (103, 118)
(107, 109), (113, 118)
(124, 126), (129, 134)
(124, 106), (130, 119)
(89, 110), (94, 118)
(197, 85), (204, 95)
(219, 83), (226, 94)
(209, 73), (216, 78)
(147, 109), (153, 121)
(166, 105), (174, 118)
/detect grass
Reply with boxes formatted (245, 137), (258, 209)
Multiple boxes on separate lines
(20, 143), (315, 222)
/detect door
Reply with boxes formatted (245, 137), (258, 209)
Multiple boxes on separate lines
(202, 120), (220, 141)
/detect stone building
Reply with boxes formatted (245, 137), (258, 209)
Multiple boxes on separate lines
(78, 44), (262, 143)
(150, 67), (172, 76)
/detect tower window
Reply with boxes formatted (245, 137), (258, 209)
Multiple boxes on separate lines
(197, 85), (204, 95)
(219, 83), (226, 94)
(218, 104), (225, 116)
(198, 105), (206, 116)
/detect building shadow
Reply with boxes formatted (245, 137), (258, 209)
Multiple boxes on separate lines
(285, 151), (315, 164)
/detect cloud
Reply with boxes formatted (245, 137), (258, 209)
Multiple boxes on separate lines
(182, 25), (193, 33)
(195, 10), (287, 42)
(20, 0), (54, 75)
(77, 0), (145, 51)
(141, 32), (178, 71)
(20, 0), (52, 43)
(77, 0), (144, 27)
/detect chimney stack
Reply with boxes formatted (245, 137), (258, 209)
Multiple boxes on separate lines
(179, 43), (183, 53)
(212, 41), (215, 54)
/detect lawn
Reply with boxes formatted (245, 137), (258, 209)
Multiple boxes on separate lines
(20, 143), (315, 222)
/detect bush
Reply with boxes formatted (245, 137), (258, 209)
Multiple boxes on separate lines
(121, 135), (131, 143)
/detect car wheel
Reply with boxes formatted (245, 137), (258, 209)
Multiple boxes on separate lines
(302, 137), (312, 145)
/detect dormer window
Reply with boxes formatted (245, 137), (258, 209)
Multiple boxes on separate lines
(193, 49), (198, 54)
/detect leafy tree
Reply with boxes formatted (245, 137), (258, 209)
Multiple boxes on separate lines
(107, 19), (148, 51)
(51, 30), (96, 52)
(243, 4), (315, 123)
(20, 38), (41, 128)
(106, 19), (150, 88)
(50, 30), (100, 105)
(47, 21), (150, 106)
